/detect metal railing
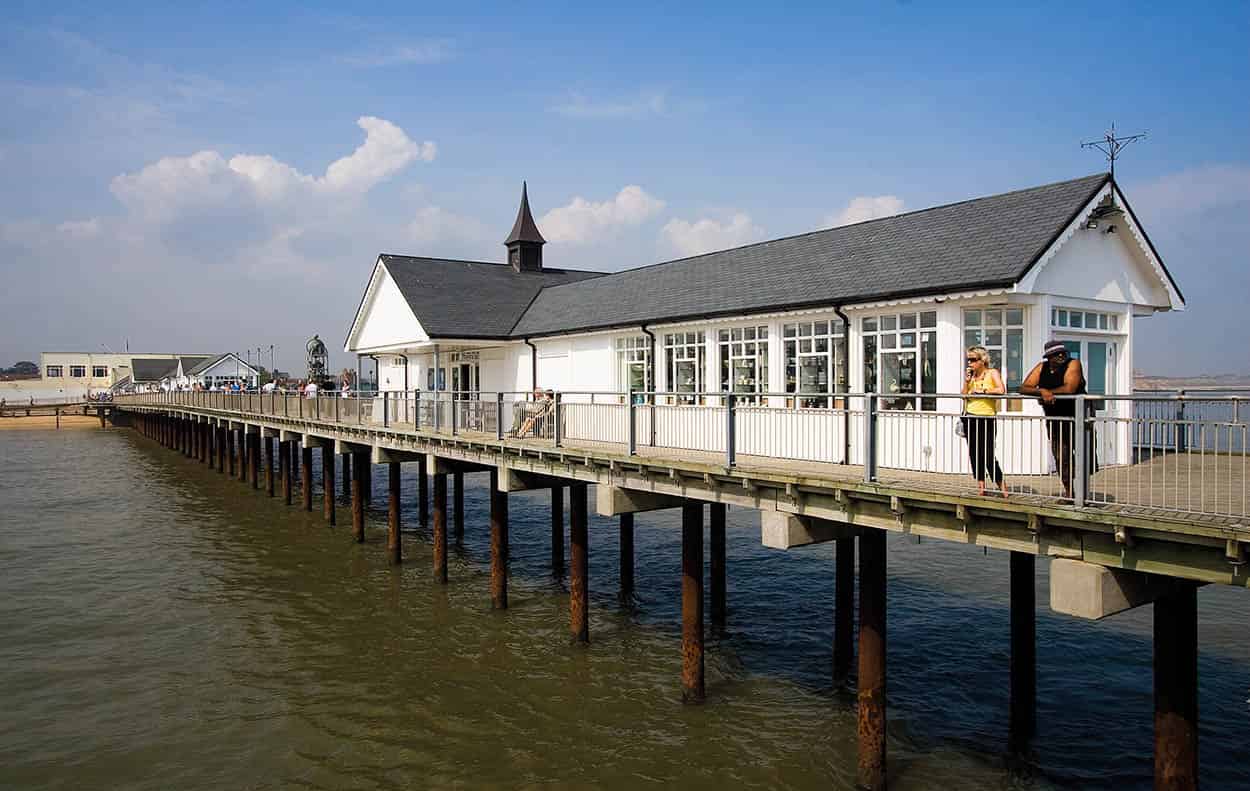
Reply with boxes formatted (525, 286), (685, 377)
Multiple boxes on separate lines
(115, 388), (1248, 521)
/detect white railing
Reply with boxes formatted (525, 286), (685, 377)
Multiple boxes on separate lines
(114, 389), (1248, 520)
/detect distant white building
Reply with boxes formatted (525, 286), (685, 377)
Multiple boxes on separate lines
(345, 175), (1183, 473)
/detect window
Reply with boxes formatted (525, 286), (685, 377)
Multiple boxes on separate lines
(719, 326), (768, 402)
(863, 311), (937, 410)
(964, 307), (1025, 390)
(663, 331), (705, 404)
(69, 365), (86, 378)
(784, 319), (845, 407)
(615, 336), (652, 395)
(1051, 307), (1119, 332)
(46, 365), (63, 378)
(92, 365), (108, 378)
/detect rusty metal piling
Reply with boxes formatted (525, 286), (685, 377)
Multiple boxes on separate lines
(1010, 551), (1036, 750)
(433, 472), (448, 583)
(569, 483), (589, 643)
(490, 469), (509, 609)
(301, 446), (313, 511)
(834, 535), (856, 684)
(323, 447), (335, 524)
(351, 451), (366, 543)
(551, 486), (565, 577)
(857, 529), (887, 791)
(1154, 584), (1198, 790)
(387, 462), (402, 564)
(619, 513), (634, 602)
(682, 502), (705, 703)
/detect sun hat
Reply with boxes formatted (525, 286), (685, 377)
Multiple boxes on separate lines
(1042, 340), (1068, 360)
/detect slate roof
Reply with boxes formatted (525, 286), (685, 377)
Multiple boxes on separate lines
(510, 173), (1113, 337)
(179, 356), (211, 373)
(380, 256), (603, 339)
(187, 353), (231, 375)
(131, 357), (178, 382)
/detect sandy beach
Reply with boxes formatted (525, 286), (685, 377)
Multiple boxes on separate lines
(0, 415), (103, 430)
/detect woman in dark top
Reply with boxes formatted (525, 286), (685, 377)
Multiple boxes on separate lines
(1021, 340), (1086, 499)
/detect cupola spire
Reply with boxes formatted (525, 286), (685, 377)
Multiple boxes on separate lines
(504, 181), (546, 272)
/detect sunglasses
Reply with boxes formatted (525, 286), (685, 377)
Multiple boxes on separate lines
(1046, 351), (1068, 359)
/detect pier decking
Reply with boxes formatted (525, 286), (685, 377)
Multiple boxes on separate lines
(111, 391), (1246, 791)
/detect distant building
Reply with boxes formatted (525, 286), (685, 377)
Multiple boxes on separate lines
(37, 352), (212, 392)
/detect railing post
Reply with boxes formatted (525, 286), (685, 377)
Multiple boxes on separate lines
(299, 392), (303, 419)
(725, 392), (737, 467)
(1176, 389), (1187, 453)
(383, 391), (389, 428)
(450, 393), (458, 435)
(315, 393), (320, 420)
(496, 392), (504, 441)
(863, 393), (878, 483)
(434, 392), (441, 433)
(627, 389), (637, 456)
(414, 390), (421, 429)
(334, 392), (339, 423)
(553, 392), (562, 448)
(1073, 395), (1088, 506)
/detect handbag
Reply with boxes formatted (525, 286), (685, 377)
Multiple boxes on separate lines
(954, 415), (966, 438)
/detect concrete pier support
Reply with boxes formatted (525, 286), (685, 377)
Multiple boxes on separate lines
(433, 472), (448, 584)
(301, 446), (313, 512)
(351, 451), (366, 543)
(619, 513), (634, 602)
(1154, 584), (1198, 791)
(249, 434), (260, 490)
(322, 448), (335, 525)
(834, 536), (856, 684)
(709, 502), (726, 628)
(387, 462), (402, 565)
(265, 437), (275, 497)
(1010, 551), (1037, 749)
(417, 457), (428, 527)
(281, 441), (292, 506)
(490, 469), (509, 609)
(453, 471), (464, 544)
(551, 486), (565, 576)
(857, 529), (887, 791)
(569, 483), (589, 643)
(682, 502), (705, 703)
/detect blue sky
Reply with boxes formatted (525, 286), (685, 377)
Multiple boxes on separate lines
(1, 2), (1247, 376)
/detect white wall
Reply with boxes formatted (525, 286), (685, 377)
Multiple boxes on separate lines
(351, 264), (430, 352)
(1028, 225), (1171, 308)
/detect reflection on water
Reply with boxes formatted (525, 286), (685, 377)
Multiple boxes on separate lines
(0, 428), (1246, 790)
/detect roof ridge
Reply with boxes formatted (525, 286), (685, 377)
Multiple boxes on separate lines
(526, 172), (1110, 294)
(379, 253), (601, 276)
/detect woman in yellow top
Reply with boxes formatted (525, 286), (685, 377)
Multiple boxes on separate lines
(961, 345), (1008, 497)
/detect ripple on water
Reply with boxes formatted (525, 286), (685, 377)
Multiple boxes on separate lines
(0, 428), (1247, 790)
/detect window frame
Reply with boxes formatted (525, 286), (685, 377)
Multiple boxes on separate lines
(1050, 306), (1120, 333)
(783, 319), (845, 408)
(861, 310), (938, 411)
(663, 331), (705, 405)
(46, 365), (63, 378)
(717, 325), (769, 404)
(69, 365), (87, 378)
(615, 336), (652, 399)
(91, 365), (109, 378)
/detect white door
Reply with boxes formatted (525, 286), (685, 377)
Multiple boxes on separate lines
(1056, 337), (1120, 465)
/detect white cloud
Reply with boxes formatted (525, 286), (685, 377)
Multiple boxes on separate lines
(826, 195), (905, 227)
(338, 40), (454, 68)
(661, 213), (764, 257)
(407, 206), (494, 257)
(539, 185), (665, 244)
(323, 116), (435, 192)
(109, 116), (434, 220)
(551, 90), (668, 119)
(1126, 164), (1250, 223)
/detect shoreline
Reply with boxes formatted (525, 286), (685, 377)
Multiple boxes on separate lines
(0, 414), (103, 430)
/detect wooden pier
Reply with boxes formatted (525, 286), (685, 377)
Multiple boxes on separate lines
(115, 396), (1247, 791)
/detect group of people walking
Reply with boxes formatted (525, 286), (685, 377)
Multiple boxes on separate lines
(961, 339), (1088, 499)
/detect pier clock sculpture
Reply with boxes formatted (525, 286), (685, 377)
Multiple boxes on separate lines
(306, 335), (332, 390)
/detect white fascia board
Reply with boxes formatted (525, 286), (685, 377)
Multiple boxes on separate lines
(1016, 182), (1183, 312)
(344, 258), (386, 353)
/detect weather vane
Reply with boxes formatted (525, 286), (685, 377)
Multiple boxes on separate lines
(1081, 122), (1146, 179)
